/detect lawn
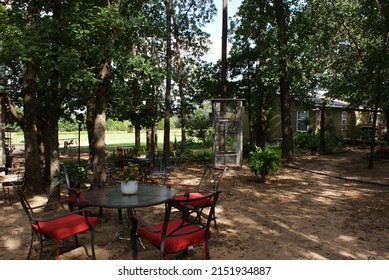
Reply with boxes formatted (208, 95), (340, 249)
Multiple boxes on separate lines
(10, 129), (183, 150)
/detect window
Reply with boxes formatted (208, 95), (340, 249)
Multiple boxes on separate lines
(297, 111), (309, 132)
(341, 111), (347, 130)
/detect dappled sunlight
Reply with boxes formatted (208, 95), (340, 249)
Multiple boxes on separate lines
(1, 148), (388, 259)
(336, 235), (357, 242)
(207, 149), (389, 260)
(2, 236), (23, 251)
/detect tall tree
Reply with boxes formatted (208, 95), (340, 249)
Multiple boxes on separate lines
(221, 0), (228, 98)
(164, 0), (173, 161)
(171, 0), (216, 155)
(305, 0), (389, 168)
(273, 0), (294, 162)
(3, 0), (45, 193)
(1, 0), (159, 193)
(230, 0), (278, 150)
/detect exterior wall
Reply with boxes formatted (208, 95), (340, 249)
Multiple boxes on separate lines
(355, 111), (387, 141)
(243, 95), (387, 145)
(320, 109), (347, 137)
(245, 96), (347, 145)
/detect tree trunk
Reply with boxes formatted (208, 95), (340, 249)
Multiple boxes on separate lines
(173, 16), (186, 155)
(255, 107), (267, 150)
(368, 27), (388, 168)
(274, 0), (294, 163)
(221, 0), (228, 98)
(164, 0), (173, 161)
(42, 109), (61, 204)
(45, 0), (62, 201)
(86, 97), (95, 162)
(23, 62), (44, 193)
(319, 102), (326, 153)
(385, 110), (389, 141)
(91, 60), (110, 182)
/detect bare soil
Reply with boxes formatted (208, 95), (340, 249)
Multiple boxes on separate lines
(1, 147), (388, 260)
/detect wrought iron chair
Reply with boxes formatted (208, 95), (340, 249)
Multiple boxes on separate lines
(146, 153), (176, 185)
(63, 162), (123, 223)
(131, 190), (221, 260)
(14, 184), (99, 259)
(63, 163), (100, 211)
(1, 165), (25, 205)
(169, 165), (227, 228)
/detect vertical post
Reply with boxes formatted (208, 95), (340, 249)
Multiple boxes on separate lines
(76, 113), (84, 165)
(78, 122), (81, 165)
(221, 0), (228, 98)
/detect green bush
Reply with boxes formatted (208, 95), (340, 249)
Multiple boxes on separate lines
(186, 107), (212, 142)
(295, 132), (320, 151)
(106, 119), (131, 131)
(195, 150), (212, 162)
(248, 146), (281, 182)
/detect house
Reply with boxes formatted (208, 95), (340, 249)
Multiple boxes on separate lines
(243, 93), (387, 146)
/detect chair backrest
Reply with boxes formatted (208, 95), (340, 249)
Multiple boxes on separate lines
(63, 162), (101, 191)
(197, 165), (227, 192)
(116, 146), (131, 157)
(163, 190), (221, 240)
(13, 184), (37, 225)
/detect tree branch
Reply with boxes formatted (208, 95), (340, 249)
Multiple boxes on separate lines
(4, 93), (23, 125)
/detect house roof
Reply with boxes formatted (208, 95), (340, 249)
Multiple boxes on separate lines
(311, 92), (349, 109)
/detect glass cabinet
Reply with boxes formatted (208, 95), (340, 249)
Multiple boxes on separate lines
(211, 99), (244, 167)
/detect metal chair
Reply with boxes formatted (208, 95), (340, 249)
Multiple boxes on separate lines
(131, 190), (221, 260)
(63, 162), (123, 223)
(63, 163), (100, 211)
(14, 184), (99, 259)
(146, 154), (182, 185)
(1, 165), (25, 205)
(169, 165), (227, 228)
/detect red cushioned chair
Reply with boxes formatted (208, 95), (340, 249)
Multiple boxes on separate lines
(14, 184), (99, 259)
(63, 163), (100, 211)
(130, 190), (221, 260)
(63, 163), (123, 223)
(170, 165), (227, 228)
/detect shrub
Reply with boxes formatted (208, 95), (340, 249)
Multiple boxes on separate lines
(295, 132), (320, 151)
(248, 146), (281, 182)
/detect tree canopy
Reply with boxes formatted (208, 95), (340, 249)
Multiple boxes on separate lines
(0, 0), (388, 193)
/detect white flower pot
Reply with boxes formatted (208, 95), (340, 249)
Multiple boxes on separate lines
(132, 154), (146, 159)
(121, 180), (138, 195)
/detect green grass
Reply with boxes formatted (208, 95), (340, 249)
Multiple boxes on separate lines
(10, 129), (182, 150)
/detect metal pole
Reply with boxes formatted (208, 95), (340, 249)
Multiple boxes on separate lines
(76, 113), (84, 165)
(78, 122), (81, 165)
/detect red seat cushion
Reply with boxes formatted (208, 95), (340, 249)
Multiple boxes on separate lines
(32, 214), (99, 241)
(175, 193), (213, 208)
(138, 219), (210, 254)
(68, 192), (89, 208)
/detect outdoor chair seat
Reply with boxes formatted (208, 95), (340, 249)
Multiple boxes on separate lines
(32, 213), (99, 241)
(174, 192), (215, 208)
(14, 184), (99, 260)
(169, 165), (227, 228)
(138, 218), (210, 254)
(131, 191), (221, 260)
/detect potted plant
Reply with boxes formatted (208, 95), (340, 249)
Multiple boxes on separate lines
(248, 146), (281, 183)
(117, 162), (140, 194)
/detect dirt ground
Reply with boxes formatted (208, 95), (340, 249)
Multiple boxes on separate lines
(1, 147), (388, 260)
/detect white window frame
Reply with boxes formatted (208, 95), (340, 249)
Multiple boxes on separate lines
(297, 111), (309, 132)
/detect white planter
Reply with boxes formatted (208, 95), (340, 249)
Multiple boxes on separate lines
(132, 154), (146, 159)
(120, 180), (138, 195)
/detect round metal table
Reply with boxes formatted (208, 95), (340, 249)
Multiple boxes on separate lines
(83, 184), (176, 243)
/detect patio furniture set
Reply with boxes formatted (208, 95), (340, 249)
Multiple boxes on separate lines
(12, 157), (227, 260)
